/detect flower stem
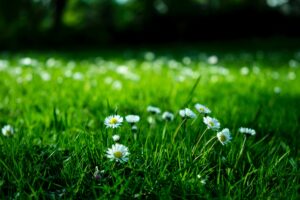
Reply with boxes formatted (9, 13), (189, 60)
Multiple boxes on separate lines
(234, 135), (247, 169)
(192, 128), (208, 155)
(172, 118), (187, 143)
(162, 122), (167, 140)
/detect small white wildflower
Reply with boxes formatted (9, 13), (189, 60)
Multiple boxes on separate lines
(289, 59), (298, 68)
(207, 55), (218, 65)
(40, 72), (51, 81)
(203, 116), (220, 131)
(179, 108), (196, 119)
(19, 57), (33, 66)
(240, 67), (249, 75)
(112, 80), (122, 90)
(144, 52), (155, 61)
(112, 134), (120, 142)
(106, 143), (130, 163)
(274, 86), (281, 94)
(182, 57), (192, 65)
(2, 125), (14, 137)
(125, 115), (140, 124)
(287, 72), (296, 80)
(252, 66), (260, 74)
(131, 125), (138, 132)
(73, 72), (83, 80)
(217, 128), (232, 145)
(239, 127), (256, 136)
(104, 115), (123, 128)
(147, 106), (161, 114)
(195, 103), (211, 114)
(162, 111), (174, 121)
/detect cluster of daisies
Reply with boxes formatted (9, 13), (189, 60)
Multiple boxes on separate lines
(103, 103), (256, 164)
(104, 114), (140, 163)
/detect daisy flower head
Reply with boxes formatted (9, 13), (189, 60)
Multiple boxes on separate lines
(106, 143), (130, 163)
(104, 115), (123, 128)
(147, 105), (161, 114)
(217, 128), (232, 145)
(112, 134), (120, 142)
(203, 116), (220, 131)
(207, 55), (218, 65)
(239, 127), (256, 136)
(131, 125), (138, 132)
(195, 103), (211, 114)
(162, 111), (174, 121)
(125, 115), (140, 124)
(2, 125), (14, 137)
(179, 108), (196, 119)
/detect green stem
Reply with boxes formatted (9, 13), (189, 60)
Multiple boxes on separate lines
(162, 122), (167, 140)
(172, 118), (187, 143)
(192, 128), (208, 155)
(234, 135), (247, 169)
(194, 137), (217, 162)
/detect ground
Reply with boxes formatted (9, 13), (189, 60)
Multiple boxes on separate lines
(0, 47), (299, 199)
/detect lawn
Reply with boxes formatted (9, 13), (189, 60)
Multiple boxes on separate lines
(0, 47), (299, 199)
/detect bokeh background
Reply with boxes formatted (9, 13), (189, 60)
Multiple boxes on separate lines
(1, 0), (300, 49)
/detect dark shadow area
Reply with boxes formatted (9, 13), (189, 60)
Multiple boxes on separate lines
(1, 0), (300, 49)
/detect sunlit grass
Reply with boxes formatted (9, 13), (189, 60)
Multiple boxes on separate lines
(0, 49), (299, 199)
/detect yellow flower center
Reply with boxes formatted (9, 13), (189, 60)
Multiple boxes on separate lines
(209, 121), (214, 127)
(113, 151), (123, 158)
(110, 117), (118, 124)
(220, 134), (227, 142)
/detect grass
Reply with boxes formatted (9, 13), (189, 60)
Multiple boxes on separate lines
(0, 48), (299, 199)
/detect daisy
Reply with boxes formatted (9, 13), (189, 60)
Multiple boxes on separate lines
(195, 103), (211, 114)
(125, 115), (140, 124)
(104, 115), (123, 128)
(2, 125), (14, 137)
(106, 143), (130, 163)
(147, 106), (161, 114)
(131, 125), (138, 132)
(179, 108), (196, 119)
(162, 111), (174, 121)
(112, 134), (120, 142)
(207, 55), (218, 65)
(217, 128), (232, 145)
(239, 127), (256, 136)
(203, 116), (220, 131)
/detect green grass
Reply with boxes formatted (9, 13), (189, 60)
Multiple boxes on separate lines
(0, 49), (299, 199)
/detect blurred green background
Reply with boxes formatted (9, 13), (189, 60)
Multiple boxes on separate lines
(1, 0), (300, 48)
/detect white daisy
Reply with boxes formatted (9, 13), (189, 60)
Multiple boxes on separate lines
(217, 128), (232, 145)
(207, 55), (218, 65)
(106, 143), (130, 163)
(131, 125), (138, 132)
(239, 127), (256, 136)
(2, 125), (14, 137)
(162, 111), (174, 121)
(104, 115), (123, 128)
(203, 116), (220, 131)
(179, 108), (196, 119)
(125, 115), (140, 124)
(112, 134), (120, 142)
(147, 106), (161, 114)
(195, 103), (211, 114)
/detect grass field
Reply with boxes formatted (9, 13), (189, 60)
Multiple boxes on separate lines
(0, 48), (299, 199)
